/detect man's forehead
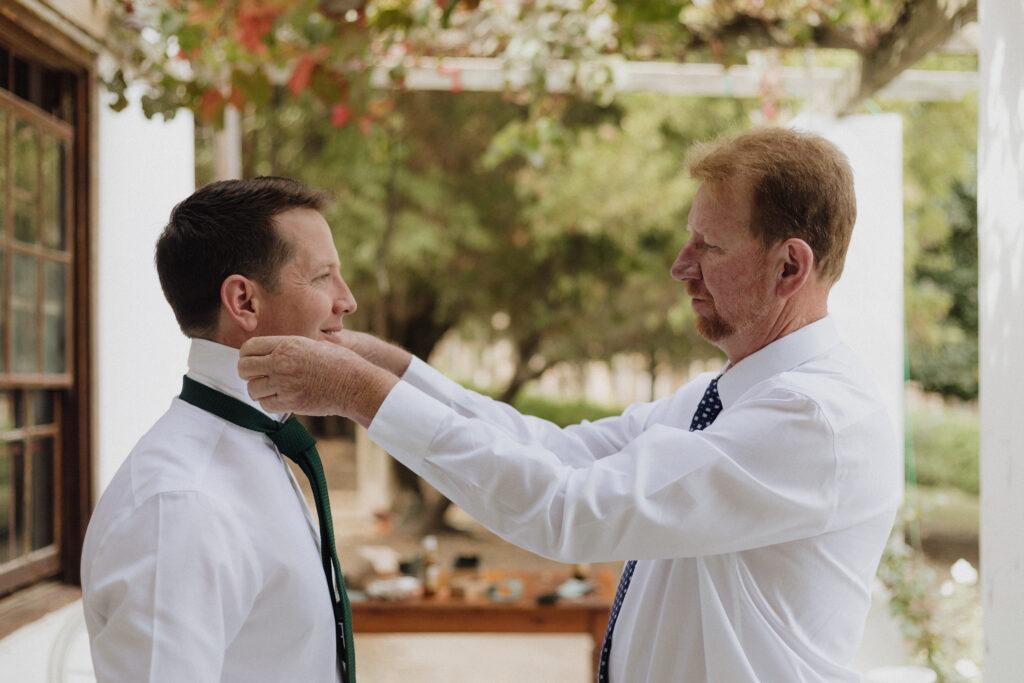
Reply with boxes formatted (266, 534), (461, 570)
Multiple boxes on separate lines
(689, 178), (753, 234)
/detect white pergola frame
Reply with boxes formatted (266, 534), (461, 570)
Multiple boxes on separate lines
(368, 56), (978, 103)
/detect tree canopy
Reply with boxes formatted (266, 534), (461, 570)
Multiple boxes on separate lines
(108, 0), (976, 127)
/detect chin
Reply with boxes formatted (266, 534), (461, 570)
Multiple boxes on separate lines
(695, 314), (735, 342)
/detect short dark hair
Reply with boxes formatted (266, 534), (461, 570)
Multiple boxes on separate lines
(155, 177), (326, 337)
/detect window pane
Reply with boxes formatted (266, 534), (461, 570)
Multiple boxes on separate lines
(13, 391), (24, 429)
(12, 253), (38, 374)
(10, 442), (24, 558)
(31, 439), (54, 550)
(0, 109), (6, 234)
(43, 261), (67, 373)
(0, 391), (15, 432)
(32, 391), (55, 426)
(0, 47), (8, 91)
(41, 138), (67, 251)
(14, 120), (37, 194)
(0, 248), (5, 374)
(0, 444), (10, 564)
(14, 196), (37, 244)
(13, 57), (31, 101)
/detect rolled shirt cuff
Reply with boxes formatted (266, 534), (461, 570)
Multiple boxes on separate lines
(401, 355), (465, 407)
(368, 379), (451, 464)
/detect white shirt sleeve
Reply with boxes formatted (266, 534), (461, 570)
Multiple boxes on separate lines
(84, 491), (262, 683)
(369, 381), (839, 563)
(402, 356), (662, 467)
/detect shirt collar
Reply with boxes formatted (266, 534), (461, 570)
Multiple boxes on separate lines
(186, 338), (286, 422)
(715, 315), (841, 407)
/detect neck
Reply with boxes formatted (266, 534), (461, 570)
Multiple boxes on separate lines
(721, 300), (828, 366)
(210, 329), (246, 349)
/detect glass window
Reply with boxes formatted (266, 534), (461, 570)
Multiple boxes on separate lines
(0, 444), (10, 564)
(31, 438), (54, 551)
(41, 139), (66, 250)
(0, 109), (6, 234)
(0, 248), (5, 374)
(0, 392), (13, 432)
(13, 121), (38, 246)
(10, 441), (25, 559)
(12, 253), (38, 374)
(31, 391), (54, 426)
(43, 261), (67, 374)
(0, 41), (80, 594)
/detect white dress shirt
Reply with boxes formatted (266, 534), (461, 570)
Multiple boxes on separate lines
(81, 339), (341, 683)
(369, 316), (902, 682)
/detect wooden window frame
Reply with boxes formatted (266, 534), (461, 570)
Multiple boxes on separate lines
(0, 8), (93, 597)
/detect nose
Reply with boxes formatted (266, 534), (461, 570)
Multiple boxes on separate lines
(333, 277), (358, 316)
(670, 241), (701, 282)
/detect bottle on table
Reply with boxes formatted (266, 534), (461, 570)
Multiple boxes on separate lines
(422, 535), (440, 597)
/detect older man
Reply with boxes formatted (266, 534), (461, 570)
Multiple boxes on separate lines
(241, 129), (902, 681)
(82, 178), (358, 682)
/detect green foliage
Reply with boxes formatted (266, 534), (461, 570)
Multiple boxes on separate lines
(511, 393), (623, 428)
(890, 98), (979, 400)
(230, 89), (732, 399)
(908, 403), (979, 496)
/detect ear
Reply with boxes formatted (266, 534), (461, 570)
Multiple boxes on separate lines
(774, 238), (816, 299)
(220, 274), (261, 334)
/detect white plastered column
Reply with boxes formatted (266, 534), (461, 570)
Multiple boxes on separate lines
(979, 0), (1024, 677)
(95, 88), (194, 494)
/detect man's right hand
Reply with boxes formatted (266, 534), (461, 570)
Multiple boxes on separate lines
(336, 330), (413, 377)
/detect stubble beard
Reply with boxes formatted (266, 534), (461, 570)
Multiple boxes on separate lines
(695, 306), (735, 342)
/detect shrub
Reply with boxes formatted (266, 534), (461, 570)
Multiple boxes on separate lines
(907, 404), (979, 496)
(511, 394), (623, 428)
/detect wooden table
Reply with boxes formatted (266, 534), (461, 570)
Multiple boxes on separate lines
(351, 569), (615, 676)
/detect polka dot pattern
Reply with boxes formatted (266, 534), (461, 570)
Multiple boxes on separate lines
(596, 375), (724, 682)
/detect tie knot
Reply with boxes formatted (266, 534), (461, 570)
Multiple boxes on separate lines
(269, 416), (316, 458)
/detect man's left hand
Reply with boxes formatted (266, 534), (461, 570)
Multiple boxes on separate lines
(238, 336), (400, 427)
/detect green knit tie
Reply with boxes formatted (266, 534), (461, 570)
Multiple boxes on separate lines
(179, 375), (356, 683)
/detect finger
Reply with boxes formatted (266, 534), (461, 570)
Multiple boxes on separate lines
(238, 355), (272, 380)
(247, 377), (276, 401)
(239, 335), (291, 358)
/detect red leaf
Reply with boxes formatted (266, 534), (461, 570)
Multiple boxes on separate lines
(199, 88), (224, 123)
(288, 55), (318, 96)
(236, 6), (278, 54)
(331, 104), (352, 128)
(227, 87), (246, 110)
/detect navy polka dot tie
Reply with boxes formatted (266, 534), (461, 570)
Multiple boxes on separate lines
(596, 376), (723, 682)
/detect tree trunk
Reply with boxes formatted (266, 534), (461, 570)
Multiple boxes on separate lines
(498, 332), (546, 404)
(841, 0), (978, 114)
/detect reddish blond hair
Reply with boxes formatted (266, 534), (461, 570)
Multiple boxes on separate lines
(687, 128), (857, 283)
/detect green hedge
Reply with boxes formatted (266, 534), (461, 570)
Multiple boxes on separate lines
(511, 394), (623, 428)
(907, 403), (979, 496)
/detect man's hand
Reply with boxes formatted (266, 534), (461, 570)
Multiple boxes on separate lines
(336, 330), (413, 377)
(238, 336), (400, 427)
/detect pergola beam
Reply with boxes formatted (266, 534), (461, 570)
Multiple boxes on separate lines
(372, 58), (976, 104)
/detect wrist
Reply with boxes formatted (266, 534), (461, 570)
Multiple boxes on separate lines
(344, 362), (400, 428)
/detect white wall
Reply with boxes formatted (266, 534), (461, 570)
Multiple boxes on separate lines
(792, 113), (906, 450)
(979, 0), (1024, 677)
(94, 88), (194, 494)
